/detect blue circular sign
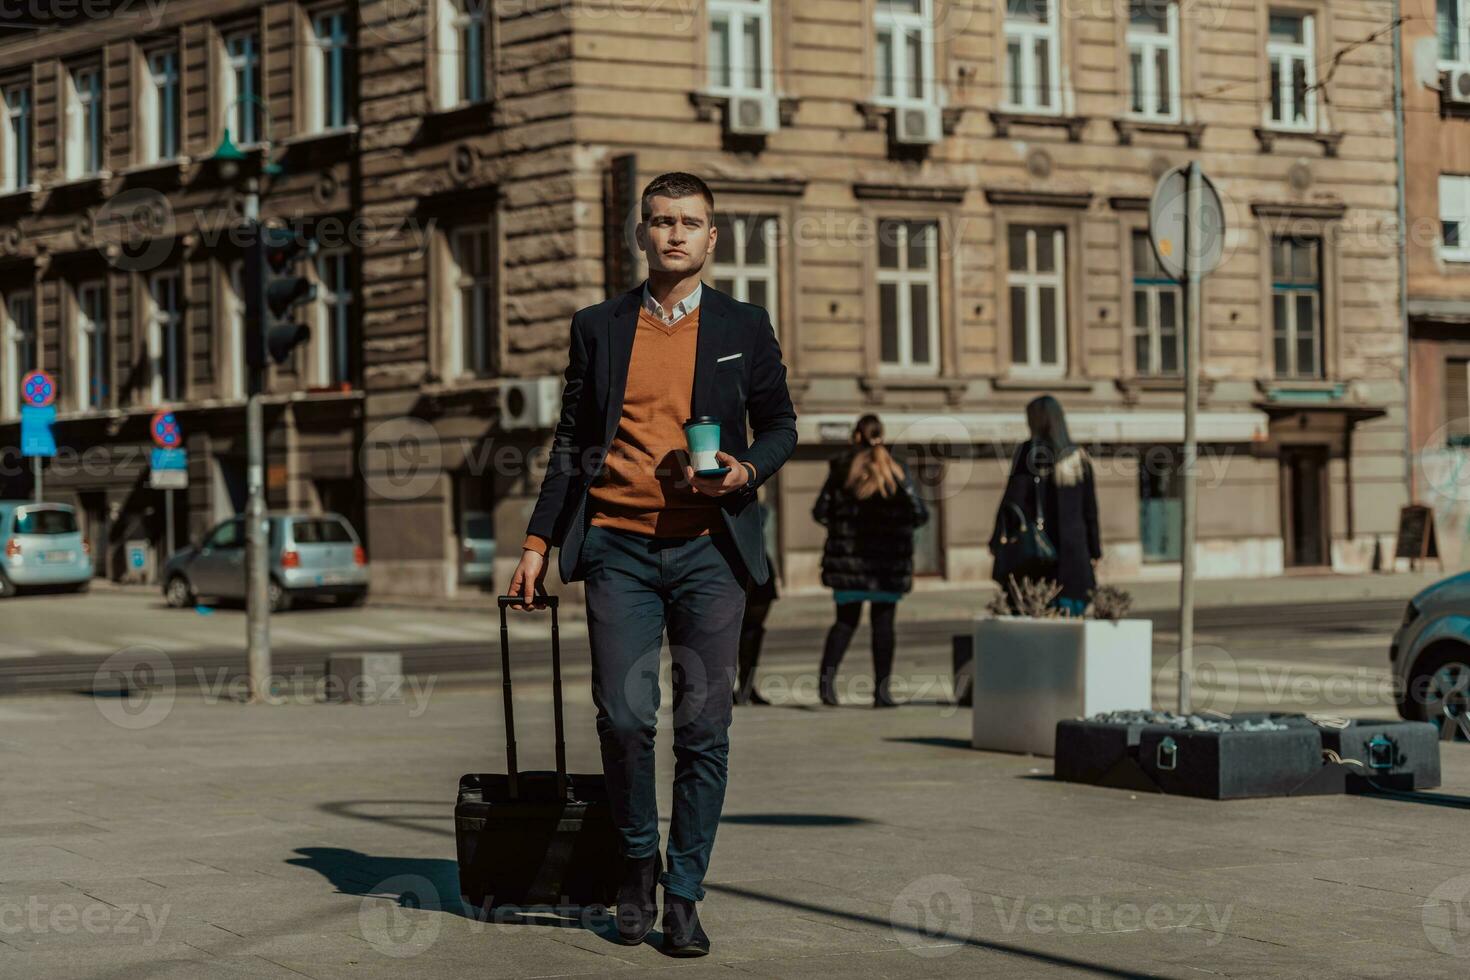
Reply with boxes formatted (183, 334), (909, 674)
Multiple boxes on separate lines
(22, 370), (55, 408)
(150, 411), (182, 449)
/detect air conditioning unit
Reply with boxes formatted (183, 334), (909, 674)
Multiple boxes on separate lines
(892, 104), (943, 145)
(727, 93), (780, 136)
(1445, 68), (1470, 105)
(498, 376), (562, 430)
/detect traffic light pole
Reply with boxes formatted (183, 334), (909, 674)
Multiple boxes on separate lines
(242, 192), (272, 704)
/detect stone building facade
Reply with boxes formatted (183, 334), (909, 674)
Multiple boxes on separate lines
(0, 0), (1410, 595)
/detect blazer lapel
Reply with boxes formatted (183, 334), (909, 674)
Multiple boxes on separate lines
(602, 287), (641, 446)
(690, 285), (725, 421)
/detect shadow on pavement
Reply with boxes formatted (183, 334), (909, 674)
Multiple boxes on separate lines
(884, 735), (974, 750)
(719, 813), (871, 827)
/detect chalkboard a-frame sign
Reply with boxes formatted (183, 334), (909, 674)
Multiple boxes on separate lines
(1394, 505), (1441, 570)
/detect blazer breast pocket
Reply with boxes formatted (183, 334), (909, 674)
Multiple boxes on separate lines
(714, 357), (746, 404)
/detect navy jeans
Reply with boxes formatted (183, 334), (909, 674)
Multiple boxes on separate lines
(578, 523), (750, 903)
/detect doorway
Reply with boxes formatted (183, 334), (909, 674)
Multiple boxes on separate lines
(78, 491), (108, 579)
(1281, 446), (1330, 568)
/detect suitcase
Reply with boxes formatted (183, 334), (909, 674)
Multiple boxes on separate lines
(454, 595), (622, 914)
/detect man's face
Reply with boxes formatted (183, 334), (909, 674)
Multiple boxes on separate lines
(637, 194), (716, 275)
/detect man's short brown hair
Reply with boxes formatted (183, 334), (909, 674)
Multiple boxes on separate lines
(640, 172), (715, 222)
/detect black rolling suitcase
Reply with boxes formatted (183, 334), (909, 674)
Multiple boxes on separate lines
(455, 595), (621, 914)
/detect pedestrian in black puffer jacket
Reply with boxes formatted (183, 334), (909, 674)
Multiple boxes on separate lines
(812, 414), (929, 708)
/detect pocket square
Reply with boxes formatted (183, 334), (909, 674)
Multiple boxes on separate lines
(716, 352), (743, 363)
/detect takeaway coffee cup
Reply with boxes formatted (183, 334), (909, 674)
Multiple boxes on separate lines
(683, 416), (726, 475)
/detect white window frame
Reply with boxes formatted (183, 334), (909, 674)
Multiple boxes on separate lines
(223, 30), (263, 145)
(708, 0), (775, 97)
(1, 289), (34, 421)
(1265, 10), (1316, 132)
(64, 65), (103, 178)
(446, 225), (494, 378)
(148, 269), (184, 404)
(1440, 174), (1470, 262)
(1002, 0), (1061, 113)
(874, 0), (936, 108)
(222, 260), (246, 400)
(1126, 1), (1180, 122)
(1439, 0), (1470, 67)
(434, 0), (488, 108)
(145, 48), (181, 162)
(1131, 231), (1182, 376)
(306, 8), (351, 133)
(1, 84), (31, 191)
(1271, 237), (1323, 380)
(876, 219), (940, 375)
(314, 248), (353, 387)
(711, 213), (778, 337)
(75, 280), (108, 410)
(1007, 225), (1068, 376)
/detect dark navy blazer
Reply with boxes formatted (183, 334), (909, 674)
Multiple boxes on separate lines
(525, 283), (798, 586)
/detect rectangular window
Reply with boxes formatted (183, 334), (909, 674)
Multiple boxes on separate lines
(712, 213), (778, 336)
(1440, 174), (1470, 262)
(1271, 236), (1322, 379)
(147, 49), (180, 161)
(1127, 0), (1179, 120)
(874, 0), (934, 106)
(224, 31), (263, 144)
(435, 0), (487, 108)
(1446, 357), (1470, 446)
(449, 226), (494, 377)
(2, 85), (31, 190)
(149, 270), (184, 403)
(308, 9), (352, 131)
(1440, 0), (1469, 64)
(315, 248), (353, 387)
(1003, 0), (1059, 112)
(709, 0), (772, 94)
(1131, 229), (1181, 375)
(2, 290), (34, 420)
(75, 280), (109, 410)
(64, 66), (103, 178)
(1266, 11), (1314, 131)
(1139, 451), (1183, 562)
(223, 260), (246, 399)
(1007, 224), (1067, 373)
(876, 219), (939, 372)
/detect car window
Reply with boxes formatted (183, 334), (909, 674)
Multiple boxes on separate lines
(464, 515), (493, 540)
(291, 518), (354, 544)
(15, 509), (78, 535)
(204, 521), (244, 549)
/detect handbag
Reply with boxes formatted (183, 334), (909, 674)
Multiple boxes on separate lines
(992, 474), (1058, 584)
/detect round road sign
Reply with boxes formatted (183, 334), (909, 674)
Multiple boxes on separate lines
(150, 410), (183, 449)
(21, 370), (55, 409)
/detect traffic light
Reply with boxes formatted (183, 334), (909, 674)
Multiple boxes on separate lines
(244, 222), (316, 390)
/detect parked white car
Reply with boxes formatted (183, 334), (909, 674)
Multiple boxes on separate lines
(0, 501), (94, 596)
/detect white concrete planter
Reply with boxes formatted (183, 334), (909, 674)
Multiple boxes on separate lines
(970, 616), (1153, 757)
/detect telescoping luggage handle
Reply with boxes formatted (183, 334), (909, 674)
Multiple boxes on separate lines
(496, 594), (567, 804)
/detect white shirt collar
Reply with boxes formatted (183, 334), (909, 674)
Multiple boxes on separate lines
(642, 281), (702, 324)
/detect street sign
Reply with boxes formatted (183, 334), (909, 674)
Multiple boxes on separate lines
(149, 447), (189, 490)
(21, 369), (56, 409)
(1148, 166), (1226, 282)
(20, 404), (57, 457)
(150, 410), (183, 449)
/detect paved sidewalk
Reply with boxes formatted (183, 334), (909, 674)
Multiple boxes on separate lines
(2, 666), (1468, 978)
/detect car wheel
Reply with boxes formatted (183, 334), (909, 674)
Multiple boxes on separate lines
(268, 579), (292, 613)
(164, 575), (194, 609)
(70, 578), (91, 594)
(338, 591), (367, 608)
(0, 571), (14, 598)
(1408, 646), (1470, 742)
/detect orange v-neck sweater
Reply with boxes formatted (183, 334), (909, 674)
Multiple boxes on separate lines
(522, 305), (727, 556)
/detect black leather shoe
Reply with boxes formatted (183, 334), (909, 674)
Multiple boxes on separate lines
(661, 892), (710, 957)
(613, 852), (660, 945)
(819, 682), (839, 707)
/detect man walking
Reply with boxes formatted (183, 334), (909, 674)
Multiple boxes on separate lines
(508, 172), (797, 956)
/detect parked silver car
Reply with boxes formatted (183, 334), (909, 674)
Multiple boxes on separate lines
(459, 509), (495, 586)
(162, 512), (368, 612)
(0, 501), (93, 596)
(1391, 572), (1470, 738)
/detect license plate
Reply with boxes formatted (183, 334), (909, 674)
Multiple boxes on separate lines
(318, 573), (346, 585)
(43, 550), (72, 563)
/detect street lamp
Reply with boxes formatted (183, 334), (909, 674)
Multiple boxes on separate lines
(213, 127), (247, 184)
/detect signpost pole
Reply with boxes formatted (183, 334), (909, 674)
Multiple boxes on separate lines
(33, 455), (41, 502)
(1178, 161), (1203, 715)
(165, 489), (175, 562)
(241, 188), (271, 705)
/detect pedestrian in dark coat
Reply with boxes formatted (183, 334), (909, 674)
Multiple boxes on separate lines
(989, 395), (1101, 615)
(813, 414), (930, 707)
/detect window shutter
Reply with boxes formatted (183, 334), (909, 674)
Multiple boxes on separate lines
(1446, 358), (1470, 445)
